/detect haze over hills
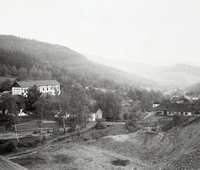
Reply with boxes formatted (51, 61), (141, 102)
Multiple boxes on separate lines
(88, 54), (200, 90)
(0, 35), (158, 89)
(142, 64), (200, 90)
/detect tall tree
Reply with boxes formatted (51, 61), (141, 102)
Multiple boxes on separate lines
(0, 79), (12, 92)
(93, 91), (122, 120)
(2, 64), (9, 76)
(67, 83), (89, 132)
(54, 93), (69, 133)
(30, 66), (39, 80)
(25, 85), (42, 112)
(34, 96), (54, 138)
(11, 66), (18, 76)
(3, 95), (20, 144)
(18, 67), (28, 80)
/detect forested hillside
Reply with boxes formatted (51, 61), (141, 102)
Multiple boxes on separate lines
(0, 35), (157, 90)
(0, 35), (164, 118)
(186, 82), (200, 96)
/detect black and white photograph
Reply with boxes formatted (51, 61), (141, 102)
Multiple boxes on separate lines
(0, 0), (200, 169)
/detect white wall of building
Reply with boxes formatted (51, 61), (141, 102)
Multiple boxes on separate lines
(12, 84), (60, 96)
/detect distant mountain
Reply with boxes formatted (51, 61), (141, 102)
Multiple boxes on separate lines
(185, 82), (200, 96)
(86, 54), (200, 90)
(0, 35), (156, 90)
(154, 64), (200, 88)
(122, 63), (200, 90)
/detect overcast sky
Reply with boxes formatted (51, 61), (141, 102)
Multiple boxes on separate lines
(0, 0), (200, 68)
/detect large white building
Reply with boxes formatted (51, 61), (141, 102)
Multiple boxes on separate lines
(12, 80), (61, 97)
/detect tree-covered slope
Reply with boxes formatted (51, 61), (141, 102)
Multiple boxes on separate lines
(185, 82), (200, 96)
(0, 35), (156, 89)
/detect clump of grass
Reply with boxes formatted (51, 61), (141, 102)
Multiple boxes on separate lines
(111, 159), (130, 166)
(53, 154), (74, 164)
(94, 122), (106, 129)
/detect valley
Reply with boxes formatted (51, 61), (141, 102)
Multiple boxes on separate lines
(0, 35), (200, 170)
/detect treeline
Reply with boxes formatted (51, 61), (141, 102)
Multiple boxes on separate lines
(0, 64), (52, 81)
(0, 48), (123, 90)
(127, 88), (164, 110)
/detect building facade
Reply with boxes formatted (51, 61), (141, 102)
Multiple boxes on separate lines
(89, 108), (103, 122)
(12, 80), (61, 97)
(153, 103), (194, 117)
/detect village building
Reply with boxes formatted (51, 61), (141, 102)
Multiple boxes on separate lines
(152, 101), (160, 108)
(18, 109), (28, 117)
(11, 80), (61, 97)
(89, 108), (103, 122)
(153, 103), (199, 116)
(176, 97), (190, 104)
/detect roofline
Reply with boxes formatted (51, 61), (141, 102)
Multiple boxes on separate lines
(12, 80), (60, 88)
(154, 109), (193, 112)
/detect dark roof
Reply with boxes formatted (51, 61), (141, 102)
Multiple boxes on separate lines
(152, 103), (194, 112)
(12, 80), (60, 88)
(177, 97), (190, 101)
(153, 101), (160, 104)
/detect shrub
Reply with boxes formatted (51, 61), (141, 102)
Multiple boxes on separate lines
(123, 113), (129, 120)
(94, 122), (106, 129)
(111, 159), (130, 166)
(0, 141), (16, 154)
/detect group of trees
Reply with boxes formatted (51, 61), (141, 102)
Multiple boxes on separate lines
(0, 63), (52, 81)
(0, 82), (91, 139)
(127, 88), (164, 111)
(92, 90), (122, 120)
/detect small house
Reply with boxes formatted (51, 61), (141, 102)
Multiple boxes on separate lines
(18, 109), (28, 117)
(89, 108), (103, 122)
(96, 108), (103, 119)
(89, 113), (96, 122)
(152, 102), (160, 108)
(176, 97), (190, 104)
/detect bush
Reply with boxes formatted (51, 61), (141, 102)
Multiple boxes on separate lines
(111, 159), (130, 166)
(0, 114), (15, 131)
(0, 141), (16, 154)
(125, 120), (139, 132)
(123, 113), (129, 120)
(94, 122), (106, 129)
